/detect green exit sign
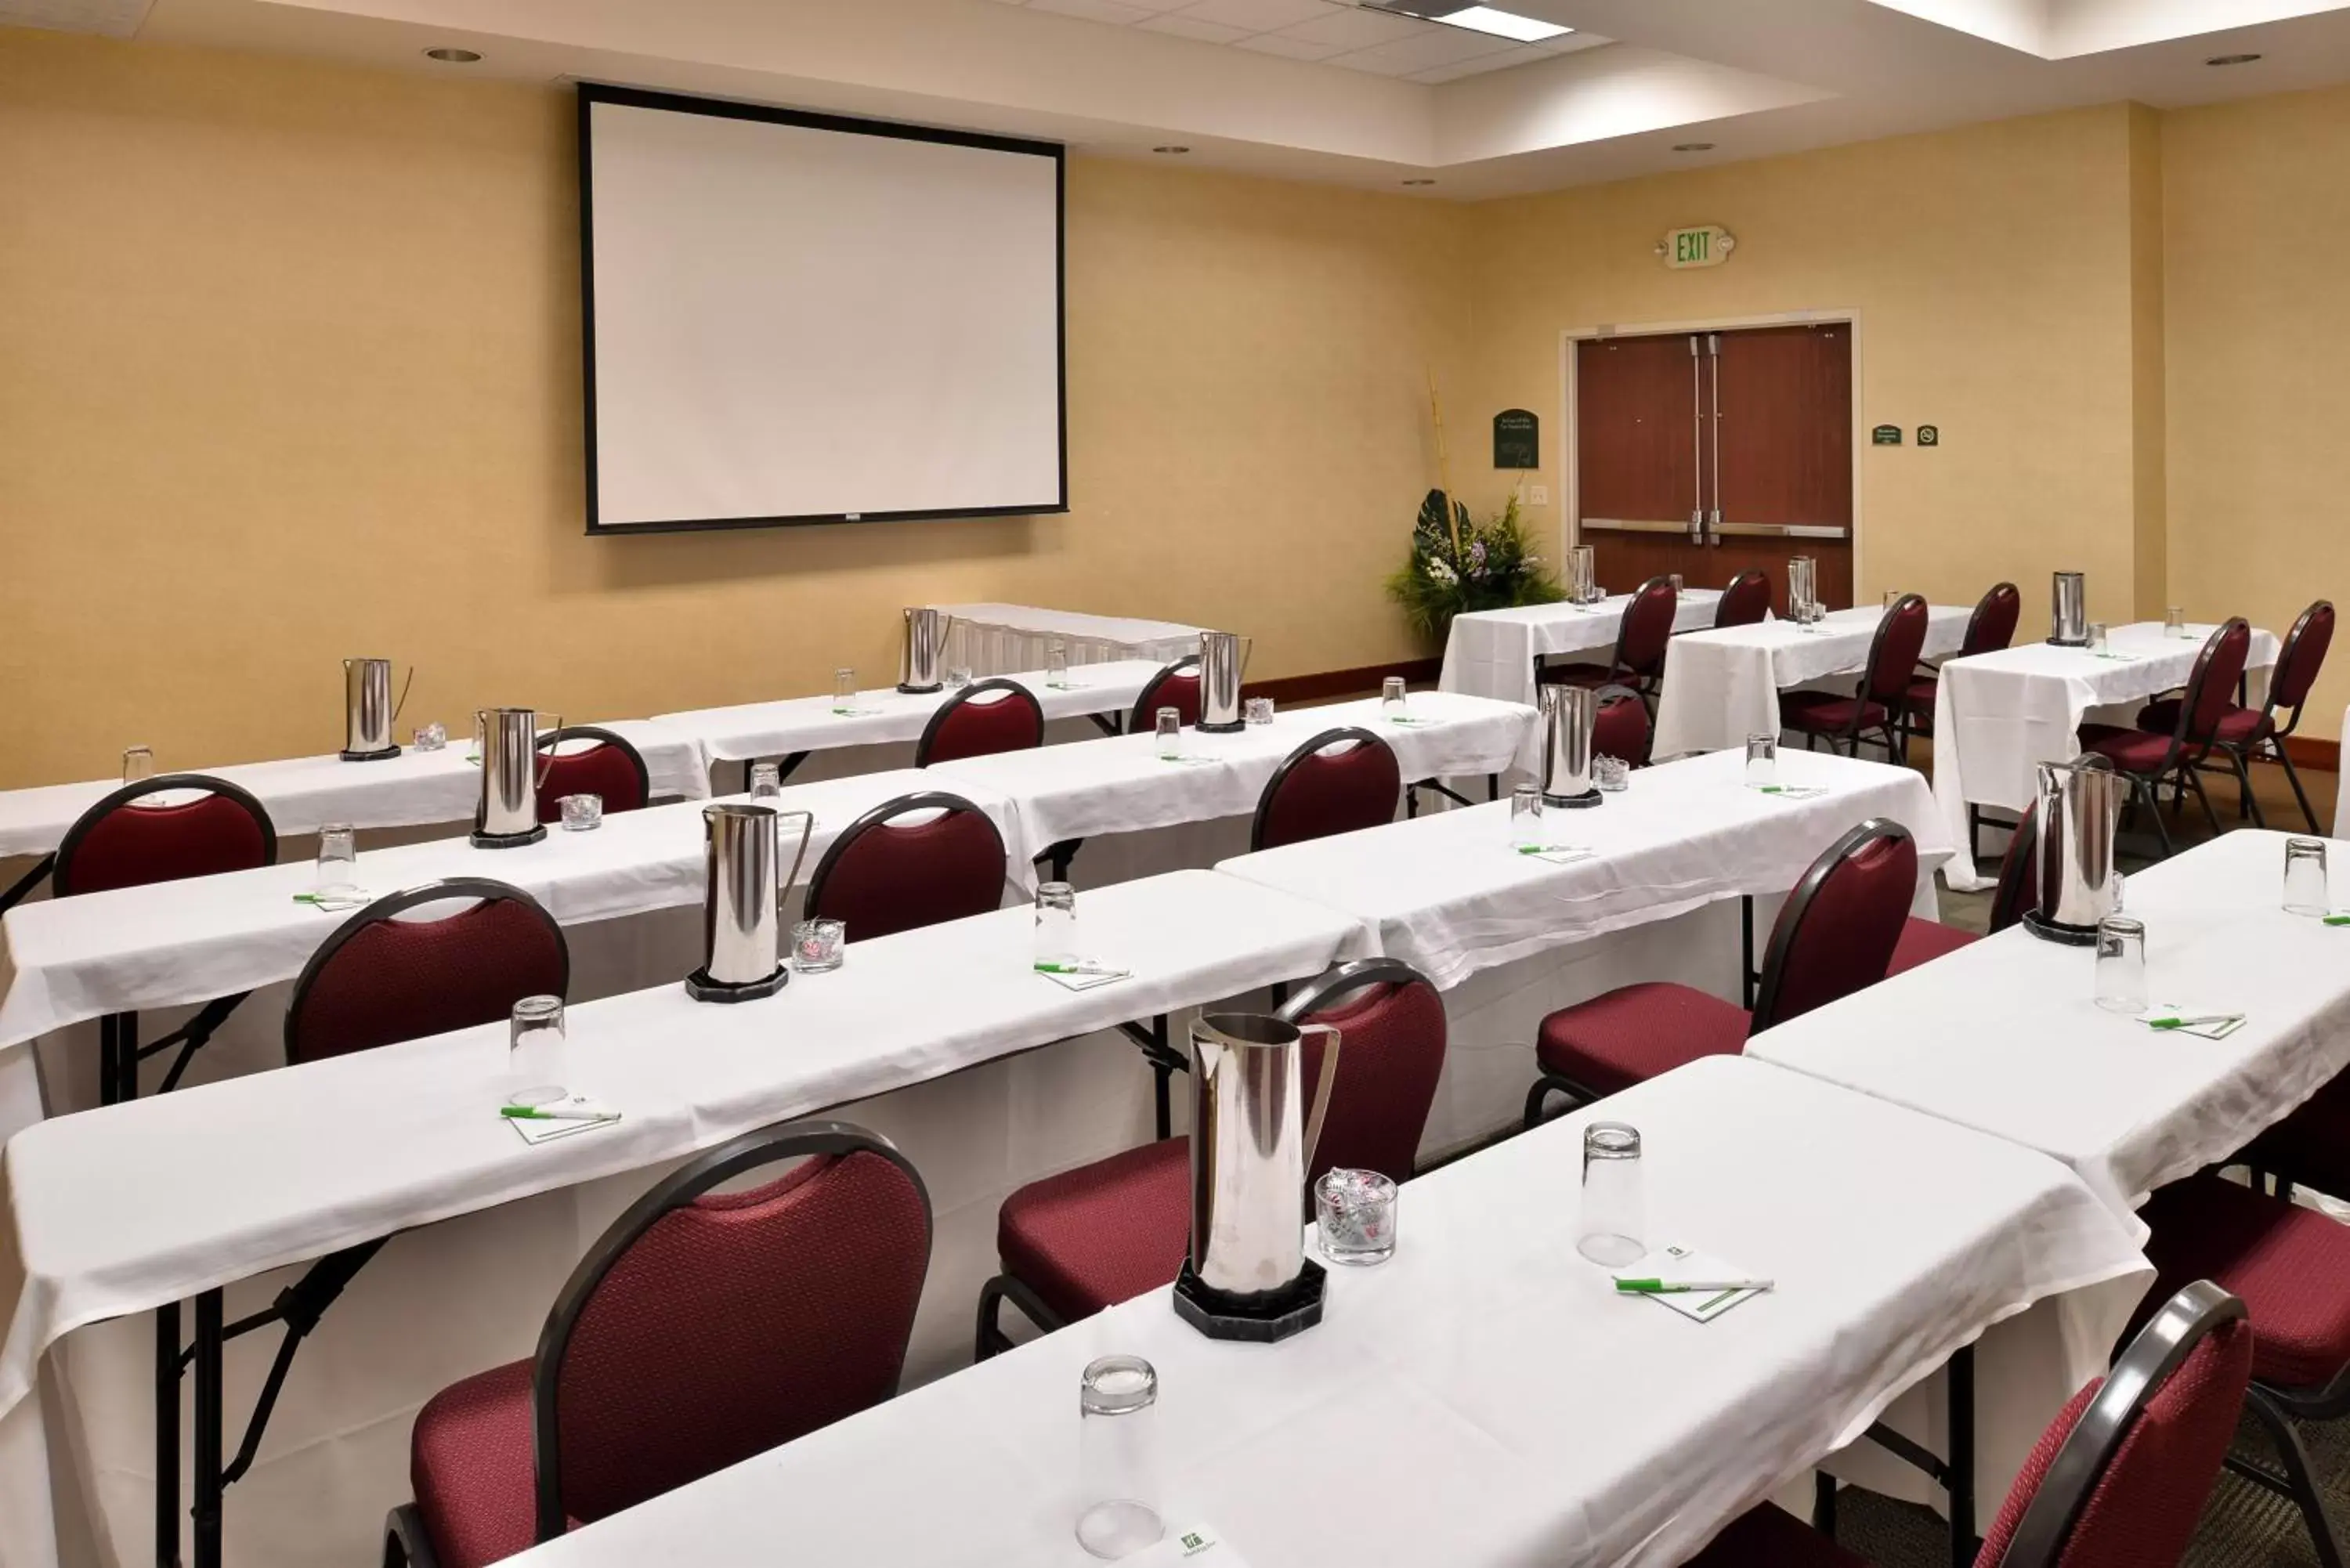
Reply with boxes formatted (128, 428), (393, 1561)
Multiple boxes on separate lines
(1661, 225), (1735, 269)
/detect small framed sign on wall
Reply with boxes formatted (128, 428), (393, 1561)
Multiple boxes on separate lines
(1493, 408), (1538, 468)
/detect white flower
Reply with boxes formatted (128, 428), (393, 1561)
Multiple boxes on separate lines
(1425, 558), (1459, 587)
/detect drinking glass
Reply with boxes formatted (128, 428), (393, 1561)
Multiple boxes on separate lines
(1244, 696), (1275, 726)
(792, 917), (847, 973)
(1036, 882), (1079, 968)
(833, 668), (857, 708)
(2094, 916), (2147, 1013)
(1744, 733), (1778, 788)
(945, 623), (974, 689)
(1510, 783), (1544, 849)
(315, 822), (358, 895)
(748, 761), (783, 799)
(1667, 573), (1684, 592)
(1155, 706), (1184, 761)
(1076, 1356), (1162, 1559)
(1316, 1168), (1398, 1266)
(1578, 1122), (1645, 1266)
(507, 995), (566, 1107)
(2165, 606), (2187, 638)
(2284, 837), (2330, 916)
(121, 746), (155, 786)
(1595, 755), (1630, 793)
(1047, 641), (1071, 689)
(1381, 676), (1408, 717)
(2087, 622), (2109, 655)
(559, 793), (602, 832)
(413, 721), (446, 753)
(1884, 589), (1903, 609)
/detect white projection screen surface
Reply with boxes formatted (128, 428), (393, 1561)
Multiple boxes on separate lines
(580, 87), (1066, 532)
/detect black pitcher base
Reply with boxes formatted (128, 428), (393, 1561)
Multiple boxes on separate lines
(897, 681), (942, 695)
(1194, 720), (1246, 735)
(2021, 909), (2101, 947)
(338, 745), (401, 763)
(1542, 788), (1603, 810)
(469, 825), (546, 850)
(2045, 634), (2091, 649)
(1171, 1259), (1325, 1343)
(685, 966), (790, 1003)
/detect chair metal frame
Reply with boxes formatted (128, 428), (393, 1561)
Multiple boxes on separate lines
(1713, 569), (1771, 628)
(2090, 617), (2251, 860)
(1249, 726), (1400, 853)
(1906, 580), (2019, 745)
(533, 724), (652, 817)
(1593, 682), (1654, 768)
(2200, 598), (2333, 833)
(1126, 655), (1202, 733)
(913, 677), (1045, 768)
(1784, 594), (1928, 764)
(802, 789), (1006, 934)
(1540, 575), (1676, 697)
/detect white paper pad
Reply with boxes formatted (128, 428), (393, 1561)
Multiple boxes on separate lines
(1516, 844), (1595, 865)
(2139, 1003), (2247, 1041)
(506, 1097), (624, 1146)
(1618, 1244), (1770, 1324)
(1034, 964), (1131, 993)
(1751, 784), (1830, 801)
(1131, 1524), (1253, 1566)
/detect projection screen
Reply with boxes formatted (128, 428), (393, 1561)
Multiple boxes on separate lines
(579, 85), (1066, 533)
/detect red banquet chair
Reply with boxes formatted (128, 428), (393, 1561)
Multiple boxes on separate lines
(385, 1120), (931, 1568)
(2136, 599), (2332, 833)
(1781, 594), (1932, 764)
(1593, 684), (1653, 768)
(1524, 818), (1917, 1125)
(1682, 1280), (2251, 1568)
(24, 773), (280, 1102)
(1886, 799), (2039, 977)
(1714, 569), (1772, 628)
(803, 791), (1007, 942)
(1130, 656), (1202, 732)
(533, 726), (650, 823)
(1250, 727), (1402, 852)
(915, 677), (1045, 768)
(974, 958), (1445, 1359)
(2075, 617), (2251, 858)
(1905, 580), (2020, 742)
(1541, 574), (1677, 697)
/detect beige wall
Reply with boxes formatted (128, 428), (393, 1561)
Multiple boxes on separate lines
(0, 29), (1468, 788)
(2165, 83), (2350, 742)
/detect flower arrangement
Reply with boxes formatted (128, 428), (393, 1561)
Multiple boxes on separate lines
(1384, 487), (1564, 642)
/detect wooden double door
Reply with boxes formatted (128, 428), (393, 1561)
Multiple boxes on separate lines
(1574, 323), (1853, 615)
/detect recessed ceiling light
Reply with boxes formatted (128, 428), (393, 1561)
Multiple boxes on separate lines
(1401, 178), (1437, 186)
(1672, 143), (1716, 153)
(1435, 5), (1572, 42)
(423, 46), (481, 63)
(2205, 52), (2261, 66)
(1152, 146), (1191, 155)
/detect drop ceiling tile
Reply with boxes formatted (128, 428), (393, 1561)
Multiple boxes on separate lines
(1026, 0), (1154, 21)
(1136, 10), (1252, 39)
(1170, 0), (1340, 31)
(1266, 4), (1429, 48)
(1233, 28), (1351, 58)
(1535, 30), (1608, 52)
(1408, 42), (1546, 80)
(1327, 24), (1518, 72)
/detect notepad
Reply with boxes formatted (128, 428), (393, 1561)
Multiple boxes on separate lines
(1386, 715), (1438, 727)
(1517, 844), (1595, 865)
(505, 1097), (624, 1146)
(1616, 1245), (1770, 1324)
(1748, 784), (1829, 800)
(830, 705), (884, 717)
(1035, 964), (1132, 993)
(294, 890), (373, 913)
(1130, 1525), (1251, 1566)
(2139, 1004), (2247, 1041)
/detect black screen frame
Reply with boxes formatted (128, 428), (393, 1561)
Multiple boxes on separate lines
(577, 82), (1069, 537)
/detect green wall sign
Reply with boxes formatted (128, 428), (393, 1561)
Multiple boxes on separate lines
(1871, 424), (1904, 446)
(1493, 408), (1538, 469)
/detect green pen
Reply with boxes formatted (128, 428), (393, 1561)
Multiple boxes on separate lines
(1614, 1277), (1773, 1294)
(2144, 1013), (2242, 1031)
(1035, 962), (1123, 977)
(501, 1104), (618, 1122)
(2323, 915), (2350, 927)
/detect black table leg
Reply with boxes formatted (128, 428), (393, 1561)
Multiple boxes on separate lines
(1740, 898), (1756, 1010)
(1813, 1470), (1837, 1537)
(157, 1301), (179, 1568)
(1948, 1343), (1976, 1567)
(775, 750), (811, 783)
(193, 1291), (222, 1568)
(1488, 772), (1499, 802)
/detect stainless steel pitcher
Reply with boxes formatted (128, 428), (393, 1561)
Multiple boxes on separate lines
(1567, 545), (1599, 605)
(899, 607), (954, 694)
(686, 801), (815, 1001)
(1539, 684), (1600, 807)
(2049, 572), (2089, 647)
(472, 707), (560, 847)
(2027, 755), (2123, 942)
(1197, 630), (1251, 733)
(1788, 556), (1819, 623)
(340, 658), (410, 761)
(1184, 1011), (1340, 1303)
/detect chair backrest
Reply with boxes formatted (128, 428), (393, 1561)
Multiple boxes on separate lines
(1277, 959), (1446, 1187)
(531, 1119), (931, 1541)
(535, 726), (651, 823)
(1131, 656), (1202, 732)
(2172, 618), (2252, 749)
(283, 878), (569, 1064)
(1250, 727), (1402, 852)
(804, 791), (1006, 942)
(1593, 684), (1652, 768)
(1989, 800), (2040, 935)
(52, 774), (277, 897)
(1965, 581), (2023, 656)
(1714, 570), (1771, 628)
(1977, 1280), (2250, 1568)
(915, 678), (1045, 768)
(1865, 594), (1933, 706)
(1752, 818), (1918, 1031)
(1614, 576), (1680, 678)
(2267, 599), (2335, 718)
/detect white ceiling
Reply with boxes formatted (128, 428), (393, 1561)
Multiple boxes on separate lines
(20, 0), (2350, 198)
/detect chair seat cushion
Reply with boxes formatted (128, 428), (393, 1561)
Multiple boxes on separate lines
(1904, 676), (1939, 724)
(1681, 1503), (1867, 1567)
(2077, 724), (2177, 774)
(1777, 693), (1889, 735)
(2238, 1074), (2350, 1204)
(2135, 699), (2268, 746)
(410, 1358), (577, 1568)
(2140, 1173), (2350, 1391)
(1535, 983), (1751, 1100)
(1889, 916), (1978, 976)
(997, 1137), (1190, 1326)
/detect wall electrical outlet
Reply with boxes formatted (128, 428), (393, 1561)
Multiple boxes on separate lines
(1526, 485), (1550, 506)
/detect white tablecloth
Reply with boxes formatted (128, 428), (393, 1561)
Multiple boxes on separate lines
(1437, 591), (1722, 709)
(1651, 605), (1972, 761)
(930, 693), (1536, 872)
(0, 871), (1372, 1568)
(493, 1057), (2149, 1568)
(1214, 747), (1952, 992)
(0, 721), (709, 862)
(931, 604), (1206, 674)
(655, 662), (1165, 768)
(2337, 704), (2348, 835)
(1929, 622), (2280, 890)
(1748, 828), (2350, 1223)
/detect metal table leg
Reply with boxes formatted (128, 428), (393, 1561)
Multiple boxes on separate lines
(156, 1302), (179, 1568)
(192, 1292), (222, 1568)
(1947, 1343), (1976, 1566)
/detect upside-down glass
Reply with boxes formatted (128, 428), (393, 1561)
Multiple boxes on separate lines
(316, 822), (358, 896)
(748, 761), (783, 799)
(1382, 676), (1408, 717)
(1667, 573), (1684, 592)
(1744, 733), (1778, 788)
(2166, 606), (2187, 638)
(1076, 1356), (1162, 1559)
(1884, 590), (1903, 609)
(833, 668), (857, 709)
(1510, 783), (1544, 849)
(2095, 916), (2147, 1013)
(2284, 837), (2330, 916)
(1155, 706), (1184, 761)
(1316, 1168), (1398, 1266)
(122, 746), (155, 786)
(1578, 1122), (1646, 1266)
(2087, 622), (2110, 655)
(1047, 641), (1071, 689)
(1036, 882), (1079, 968)
(507, 994), (567, 1107)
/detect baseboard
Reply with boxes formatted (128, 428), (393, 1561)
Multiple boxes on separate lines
(2280, 735), (2341, 773)
(1244, 657), (1442, 706)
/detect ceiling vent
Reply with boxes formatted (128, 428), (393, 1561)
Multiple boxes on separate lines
(0, 0), (153, 38)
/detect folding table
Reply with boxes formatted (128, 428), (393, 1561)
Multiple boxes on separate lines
(1650, 603), (1972, 760)
(1437, 589), (1721, 710)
